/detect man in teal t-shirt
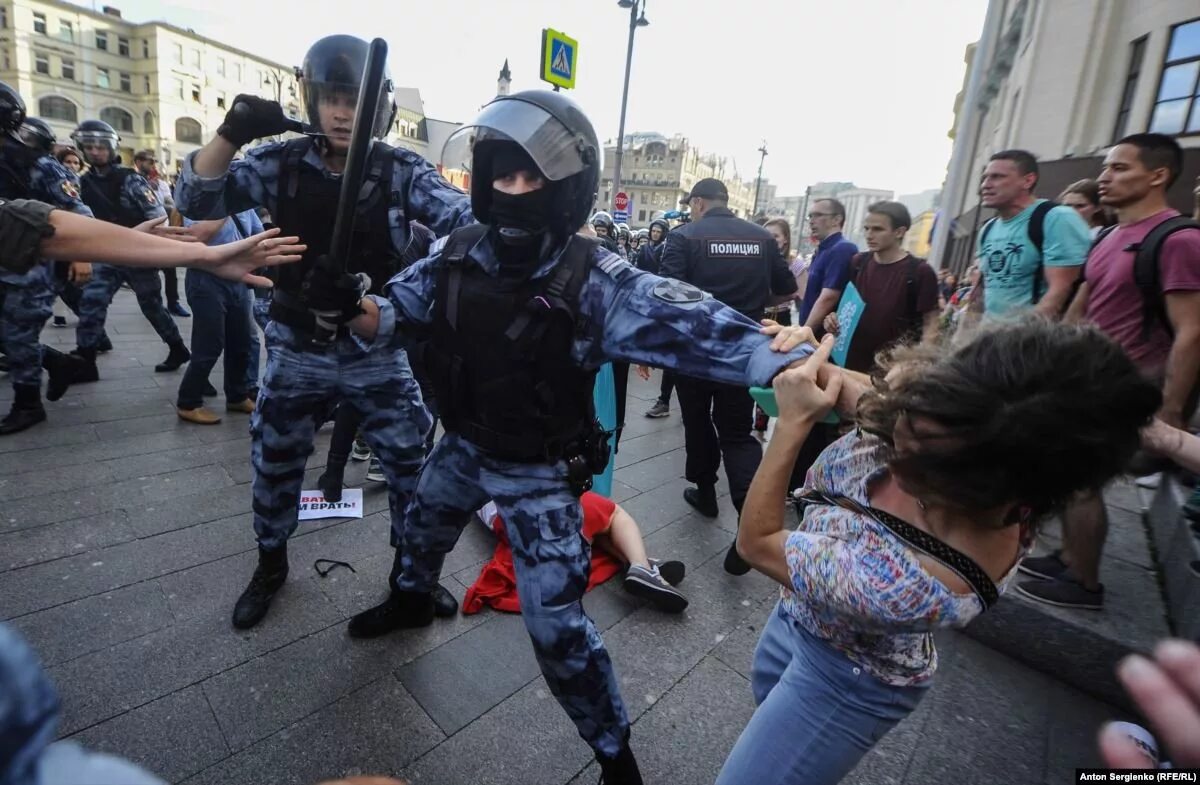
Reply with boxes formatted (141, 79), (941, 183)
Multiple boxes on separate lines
(976, 150), (1091, 318)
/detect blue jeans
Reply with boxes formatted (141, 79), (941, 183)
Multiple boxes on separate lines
(176, 270), (252, 409)
(716, 603), (928, 785)
(246, 286), (269, 391)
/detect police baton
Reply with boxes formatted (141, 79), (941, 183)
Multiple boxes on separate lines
(307, 37), (389, 347)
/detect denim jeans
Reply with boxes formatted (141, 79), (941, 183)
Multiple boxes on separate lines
(246, 286), (268, 391)
(176, 270), (251, 409)
(716, 603), (929, 785)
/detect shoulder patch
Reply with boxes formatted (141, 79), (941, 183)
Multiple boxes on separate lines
(60, 180), (79, 199)
(143, 188), (157, 205)
(651, 278), (707, 304)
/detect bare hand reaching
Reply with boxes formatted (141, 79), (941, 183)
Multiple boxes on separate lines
(202, 228), (305, 287)
(635, 365), (652, 381)
(772, 335), (843, 427)
(134, 216), (202, 242)
(1100, 639), (1200, 768)
(760, 319), (819, 354)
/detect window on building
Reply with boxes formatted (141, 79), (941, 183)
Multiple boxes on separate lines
(95, 30), (108, 50)
(0, 6), (7, 28)
(143, 75), (151, 93)
(96, 67), (110, 89)
(144, 111), (156, 135)
(120, 72), (131, 93)
(118, 36), (130, 57)
(216, 57), (225, 77)
(216, 91), (226, 109)
(1113, 36), (1148, 141)
(233, 62), (242, 82)
(638, 209), (646, 222)
(172, 43), (182, 64)
(142, 39), (149, 58)
(59, 19), (72, 42)
(61, 58), (75, 80)
(39, 96), (76, 122)
(190, 49), (201, 69)
(34, 52), (49, 75)
(1150, 18), (1200, 135)
(173, 77), (183, 99)
(32, 12), (45, 35)
(100, 107), (134, 133)
(175, 117), (202, 144)
(191, 83), (201, 103)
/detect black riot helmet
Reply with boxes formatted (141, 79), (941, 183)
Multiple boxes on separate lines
(0, 82), (26, 137)
(649, 217), (669, 241)
(16, 118), (55, 155)
(70, 119), (120, 166)
(297, 35), (396, 139)
(442, 90), (601, 238)
(591, 211), (614, 234)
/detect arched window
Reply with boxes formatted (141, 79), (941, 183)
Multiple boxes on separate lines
(38, 95), (77, 123)
(175, 117), (202, 144)
(99, 107), (134, 134)
(144, 111), (156, 136)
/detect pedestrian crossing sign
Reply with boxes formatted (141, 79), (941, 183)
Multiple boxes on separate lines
(540, 28), (578, 90)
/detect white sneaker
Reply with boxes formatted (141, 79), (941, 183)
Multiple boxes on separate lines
(351, 437), (371, 462)
(365, 457), (386, 483)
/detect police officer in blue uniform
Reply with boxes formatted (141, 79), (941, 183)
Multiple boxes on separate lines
(71, 119), (191, 377)
(331, 90), (816, 784)
(660, 178), (798, 573)
(634, 217), (668, 275)
(0, 85), (97, 434)
(174, 34), (473, 630)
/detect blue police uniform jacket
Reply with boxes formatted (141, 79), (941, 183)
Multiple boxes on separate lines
(0, 155), (94, 285)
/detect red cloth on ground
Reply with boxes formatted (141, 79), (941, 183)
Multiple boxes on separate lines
(462, 492), (625, 614)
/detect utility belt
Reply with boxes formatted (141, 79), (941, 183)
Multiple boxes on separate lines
(268, 289), (347, 351)
(457, 416), (611, 496)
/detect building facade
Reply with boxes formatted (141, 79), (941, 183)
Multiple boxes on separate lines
(939, 0), (1200, 269)
(597, 131), (758, 225)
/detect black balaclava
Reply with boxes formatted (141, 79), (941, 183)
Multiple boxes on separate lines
(488, 142), (556, 240)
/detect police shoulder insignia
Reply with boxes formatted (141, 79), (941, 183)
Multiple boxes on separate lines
(143, 188), (157, 205)
(60, 180), (80, 199)
(651, 279), (706, 304)
(597, 252), (631, 277)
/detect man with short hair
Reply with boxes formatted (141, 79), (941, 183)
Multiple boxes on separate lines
(976, 149), (1091, 319)
(823, 201), (939, 373)
(799, 198), (857, 334)
(1018, 134), (1200, 610)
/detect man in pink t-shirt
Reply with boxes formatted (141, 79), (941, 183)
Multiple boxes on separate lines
(1017, 133), (1200, 611)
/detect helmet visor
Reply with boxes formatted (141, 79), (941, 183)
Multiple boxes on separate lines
(16, 123), (50, 151)
(441, 99), (590, 182)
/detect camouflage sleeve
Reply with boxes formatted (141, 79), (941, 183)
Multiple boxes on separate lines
(394, 150), (474, 237)
(580, 248), (813, 386)
(175, 144), (279, 220)
(29, 158), (93, 217)
(122, 171), (167, 220)
(0, 199), (56, 274)
(355, 247), (443, 352)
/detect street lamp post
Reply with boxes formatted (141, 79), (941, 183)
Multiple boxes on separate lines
(752, 140), (768, 217)
(611, 0), (648, 217)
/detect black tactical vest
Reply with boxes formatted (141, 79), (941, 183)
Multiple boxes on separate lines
(80, 167), (144, 227)
(426, 226), (599, 462)
(271, 137), (401, 297)
(0, 144), (32, 200)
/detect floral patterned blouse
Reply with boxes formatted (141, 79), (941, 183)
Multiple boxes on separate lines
(779, 430), (1024, 687)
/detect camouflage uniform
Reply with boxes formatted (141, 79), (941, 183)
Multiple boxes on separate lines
(366, 240), (815, 757)
(75, 168), (181, 350)
(174, 141), (472, 553)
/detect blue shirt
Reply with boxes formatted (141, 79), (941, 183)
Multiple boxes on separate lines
(183, 208), (263, 247)
(976, 199), (1090, 318)
(799, 232), (857, 323)
(364, 236), (814, 387)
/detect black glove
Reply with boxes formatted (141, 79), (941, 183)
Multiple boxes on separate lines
(217, 95), (291, 148)
(300, 263), (371, 324)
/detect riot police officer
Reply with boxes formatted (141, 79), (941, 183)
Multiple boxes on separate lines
(0, 84), (97, 434)
(334, 89), (816, 784)
(71, 119), (190, 376)
(590, 210), (620, 254)
(659, 178), (799, 573)
(174, 34), (473, 630)
(634, 217), (669, 275)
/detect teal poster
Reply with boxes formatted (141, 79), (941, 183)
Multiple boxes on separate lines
(831, 282), (866, 367)
(591, 362), (617, 496)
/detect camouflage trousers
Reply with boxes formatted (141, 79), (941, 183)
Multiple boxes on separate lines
(395, 432), (630, 756)
(251, 321), (432, 551)
(0, 265), (54, 387)
(77, 264), (181, 350)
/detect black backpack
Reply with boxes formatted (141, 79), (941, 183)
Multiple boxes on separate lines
(1087, 215), (1200, 339)
(851, 252), (923, 333)
(979, 200), (1057, 305)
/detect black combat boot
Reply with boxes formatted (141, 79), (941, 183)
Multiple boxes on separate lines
(155, 341), (191, 373)
(724, 498), (752, 576)
(0, 385), (46, 435)
(388, 547), (458, 618)
(69, 346), (101, 386)
(231, 544), (289, 629)
(317, 463), (346, 503)
(683, 483), (719, 518)
(97, 332), (113, 353)
(42, 346), (91, 402)
(347, 588), (435, 638)
(596, 732), (644, 785)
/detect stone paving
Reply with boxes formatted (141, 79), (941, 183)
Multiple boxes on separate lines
(0, 287), (1137, 784)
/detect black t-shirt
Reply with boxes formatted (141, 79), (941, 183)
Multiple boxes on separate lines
(845, 253), (939, 373)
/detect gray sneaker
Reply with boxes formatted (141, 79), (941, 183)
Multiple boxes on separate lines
(644, 400), (670, 418)
(365, 457), (386, 483)
(1015, 577), (1104, 610)
(624, 564), (688, 613)
(351, 437), (371, 462)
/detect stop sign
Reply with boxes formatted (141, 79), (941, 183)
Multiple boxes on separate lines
(614, 191), (629, 212)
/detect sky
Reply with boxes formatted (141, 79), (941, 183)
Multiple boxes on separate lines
(68, 0), (987, 196)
